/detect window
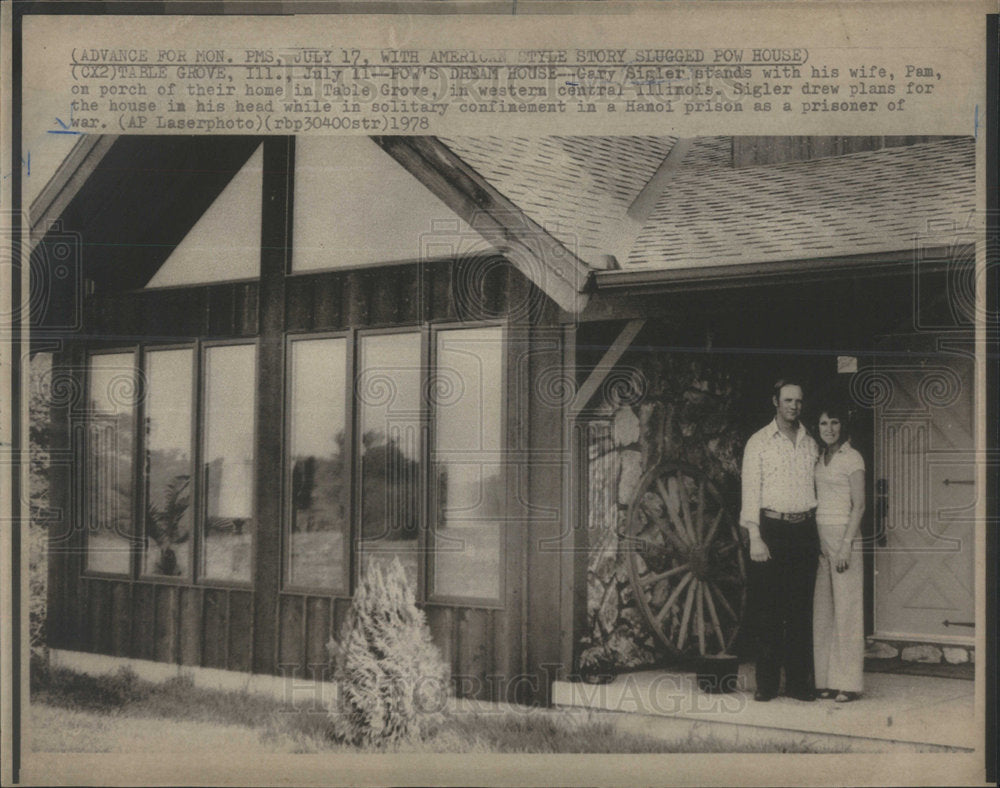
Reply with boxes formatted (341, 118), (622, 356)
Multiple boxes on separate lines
(431, 326), (504, 601)
(142, 348), (194, 578)
(286, 337), (349, 590)
(86, 343), (257, 584)
(201, 344), (257, 583)
(356, 332), (423, 589)
(282, 326), (507, 603)
(85, 352), (137, 574)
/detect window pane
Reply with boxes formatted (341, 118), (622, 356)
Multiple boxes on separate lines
(202, 344), (256, 583)
(357, 333), (422, 589)
(142, 349), (194, 578)
(287, 338), (348, 589)
(432, 326), (503, 600)
(85, 353), (136, 574)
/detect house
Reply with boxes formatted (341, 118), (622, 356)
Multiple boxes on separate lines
(32, 134), (977, 706)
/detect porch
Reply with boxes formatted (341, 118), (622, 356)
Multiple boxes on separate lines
(552, 663), (976, 752)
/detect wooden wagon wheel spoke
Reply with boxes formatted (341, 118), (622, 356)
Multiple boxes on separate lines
(638, 563), (689, 587)
(707, 579), (738, 621)
(695, 580), (707, 656)
(625, 462), (746, 658)
(703, 581), (727, 650)
(695, 480), (706, 538)
(703, 508), (724, 546)
(658, 477), (696, 546)
(675, 475), (696, 544)
(639, 498), (690, 552)
(676, 578), (699, 652)
(653, 571), (693, 626)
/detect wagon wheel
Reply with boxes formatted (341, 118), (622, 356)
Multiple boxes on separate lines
(624, 462), (746, 658)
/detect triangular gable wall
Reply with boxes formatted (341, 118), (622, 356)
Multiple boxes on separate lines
(146, 144), (263, 288)
(291, 137), (493, 271)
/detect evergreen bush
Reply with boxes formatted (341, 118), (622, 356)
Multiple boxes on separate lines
(327, 558), (450, 747)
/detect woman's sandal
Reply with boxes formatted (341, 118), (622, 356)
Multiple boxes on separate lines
(817, 689), (837, 700)
(834, 691), (860, 703)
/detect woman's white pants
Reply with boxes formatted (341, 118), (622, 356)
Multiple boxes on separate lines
(813, 522), (864, 693)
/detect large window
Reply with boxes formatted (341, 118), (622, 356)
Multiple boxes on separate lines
(142, 348), (194, 578)
(85, 343), (257, 584)
(287, 337), (348, 590)
(202, 344), (257, 583)
(85, 352), (137, 574)
(431, 326), (504, 601)
(283, 326), (506, 604)
(356, 332), (423, 589)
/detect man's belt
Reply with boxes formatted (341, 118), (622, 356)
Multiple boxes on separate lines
(761, 509), (813, 523)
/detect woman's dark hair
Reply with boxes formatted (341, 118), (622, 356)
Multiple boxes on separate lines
(815, 400), (851, 443)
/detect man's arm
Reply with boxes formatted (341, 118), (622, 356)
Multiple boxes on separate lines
(739, 433), (770, 561)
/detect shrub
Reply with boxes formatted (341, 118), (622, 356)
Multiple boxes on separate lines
(327, 558), (449, 747)
(37, 666), (150, 709)
(29, 522), (48, 665)
(29, 353), (53, 676)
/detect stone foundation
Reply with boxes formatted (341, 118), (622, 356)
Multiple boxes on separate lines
(864, 638), (974, 666)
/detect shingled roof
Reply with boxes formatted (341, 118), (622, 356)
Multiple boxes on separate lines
(437, 135), (678, 265)
(626, 137), (975, 270)
(435, 136), (974, 278)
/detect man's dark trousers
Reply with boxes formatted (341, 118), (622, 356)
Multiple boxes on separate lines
(750, 512), (820, 696)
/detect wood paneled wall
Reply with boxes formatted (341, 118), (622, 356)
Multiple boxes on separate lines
(47, 137), (576, 706)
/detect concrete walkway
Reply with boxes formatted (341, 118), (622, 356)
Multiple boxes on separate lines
(552, 664), (976, 752)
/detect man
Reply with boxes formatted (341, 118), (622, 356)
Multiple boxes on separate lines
(740, 378), (820, 702)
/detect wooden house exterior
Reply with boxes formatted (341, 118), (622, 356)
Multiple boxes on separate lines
(33, 134), (978, 705)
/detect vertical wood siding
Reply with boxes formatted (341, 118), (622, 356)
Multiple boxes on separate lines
(202, 589), (228, 669)
(131, 583), (156, 661)
(49, 155), (567, 705)
(179, 588), (202, 666)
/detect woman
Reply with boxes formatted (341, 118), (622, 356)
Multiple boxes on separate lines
(813, 403), (866, 702)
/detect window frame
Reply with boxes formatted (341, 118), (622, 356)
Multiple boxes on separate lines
(425, 320), (508, 608)
(197, 338), (259, 589)
(82, 346), (141, 580)
(281, 329), (353, 596)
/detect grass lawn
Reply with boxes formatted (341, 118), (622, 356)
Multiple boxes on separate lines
(30, 666), (840, 754)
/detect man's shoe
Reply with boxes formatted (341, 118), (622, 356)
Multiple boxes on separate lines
(785, 689), (817, 702)
(753, 689), (776, 702)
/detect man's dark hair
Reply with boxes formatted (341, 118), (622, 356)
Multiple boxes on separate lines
(772, 377), (806, 402)
(814, 399), (852, 443)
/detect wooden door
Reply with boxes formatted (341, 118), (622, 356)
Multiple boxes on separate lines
(871, 356), (975, 643)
